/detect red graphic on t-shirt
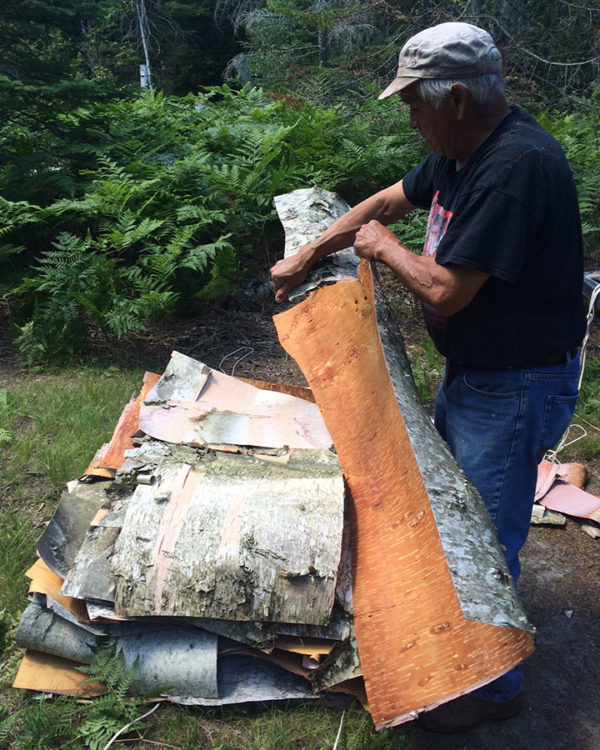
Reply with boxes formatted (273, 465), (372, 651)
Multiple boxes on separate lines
(423, 191), (453, 258)
(422, 191), (453, 329)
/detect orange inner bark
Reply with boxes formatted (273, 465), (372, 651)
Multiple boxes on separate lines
(274, 261), (534, 727)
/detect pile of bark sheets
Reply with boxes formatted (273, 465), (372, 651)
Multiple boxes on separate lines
(14, 351), (360, 708)
(13, 188), (538, 729)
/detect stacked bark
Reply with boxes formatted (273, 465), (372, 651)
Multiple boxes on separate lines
(14, 351), (365, 705)
(14, 188), (535, 727)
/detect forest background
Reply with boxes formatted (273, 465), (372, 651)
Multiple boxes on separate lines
(2, 0), (600, 361)
(1, 1), (600, 748)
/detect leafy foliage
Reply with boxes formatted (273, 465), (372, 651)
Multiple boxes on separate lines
(75, 643), (147, 750)
(13, 695), (81, 750)
(4, 85), (425, 362)
(6, 643), (149, 750)
(0, 709), (19, 745)
(3, 1), (600, 365)
(535, 108), (600, 251)
(409, 338), (444, 406)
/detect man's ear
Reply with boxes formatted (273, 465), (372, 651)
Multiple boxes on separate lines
(448, 83), (470, 119)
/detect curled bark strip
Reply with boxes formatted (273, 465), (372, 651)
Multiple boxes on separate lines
(273, 188), (535, 727)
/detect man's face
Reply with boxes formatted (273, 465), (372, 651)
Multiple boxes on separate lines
(400, 85), (458, 159)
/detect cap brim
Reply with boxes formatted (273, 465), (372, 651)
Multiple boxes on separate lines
(378, 75), (418, 100)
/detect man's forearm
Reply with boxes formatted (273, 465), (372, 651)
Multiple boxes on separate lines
(305, 182), (414, 261)
(355, 221), (490, 316)
(271, 180), (415, 302)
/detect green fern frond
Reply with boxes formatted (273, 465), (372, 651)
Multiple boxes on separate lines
(0, 709), (19, 743)
(17, 694), (79, 749)
(182, 235), (235, 274)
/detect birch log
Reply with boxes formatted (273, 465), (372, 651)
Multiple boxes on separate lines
(272, 187), (535, 728)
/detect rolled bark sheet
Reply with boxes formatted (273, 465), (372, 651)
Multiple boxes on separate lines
(272, 188), (535, 729)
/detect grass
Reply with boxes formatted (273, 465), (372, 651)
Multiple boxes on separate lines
(0, 514), (37, 642)
(149, 702), (407, 749)
(0, 367), (145, 492)
(0, 367), (145, 628)
(570, 357), (600, 457)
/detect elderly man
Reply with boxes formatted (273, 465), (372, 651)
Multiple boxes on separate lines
(270, 22), (586, 732)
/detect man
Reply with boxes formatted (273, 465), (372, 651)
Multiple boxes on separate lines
(270, 22), (587, 732)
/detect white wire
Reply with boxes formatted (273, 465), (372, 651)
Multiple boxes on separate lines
(332, 709), (346, 750)
(545, 423), (587, 463)
(577, 282), (600, 391)
(547, 281), (600, 462)
(102, 702), (160, 750)
(218, 346), (254, 376)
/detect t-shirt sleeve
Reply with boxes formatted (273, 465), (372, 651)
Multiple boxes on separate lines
(402, 155), (437, 209)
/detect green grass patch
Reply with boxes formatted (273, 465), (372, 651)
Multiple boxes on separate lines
(0, 367), (144, 493)
(0, 365), (144, 683)
(0, 513), (37, 624)
(558, 354), (600, 463)
(134, 701), (412, 750)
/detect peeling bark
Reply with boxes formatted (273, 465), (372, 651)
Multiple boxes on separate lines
(311, 623), (362, 690)
(111, 450), (344, 624)
(272, 187), (535, 728)
(140, 352), (333, 451)
(16, 600), (219, 697)
(37, 481), (110, 578)
(370, 267), (532, 630)
(60, 525), (120, 602)
(273, 187), (532, 631)
(172, 653), (316, 706)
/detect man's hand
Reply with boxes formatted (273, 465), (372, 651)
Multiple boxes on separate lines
(270, 247), (313, 303)
(354, 220), (399, 262)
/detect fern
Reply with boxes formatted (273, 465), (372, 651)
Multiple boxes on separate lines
(16, 695), (81, 749)
(5, 643), (149, 750)
(75, 643), (147, 750)
(5, 83), (452, 361)
(536, 109), (600, 253)
(181, 235), (236, 275)
(0, 709), (19, 745)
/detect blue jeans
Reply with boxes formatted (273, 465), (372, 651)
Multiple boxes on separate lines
(434, 354), (580, 701)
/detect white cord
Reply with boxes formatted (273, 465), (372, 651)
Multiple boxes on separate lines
(332, 709), (346, 750)
(546, 281), (600, 462)
(102, 702), (160, 750)
(219, 346), (254, 376)
(577, 282), (600, 391)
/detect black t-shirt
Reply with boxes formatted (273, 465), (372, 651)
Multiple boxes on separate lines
(402, 106), (586, 367)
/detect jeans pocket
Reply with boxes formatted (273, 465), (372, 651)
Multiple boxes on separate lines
(538, 393), (579, 456)
(463, 368), (522, 398)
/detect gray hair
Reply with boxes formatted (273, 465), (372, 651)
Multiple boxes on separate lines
(415, 73), (505, 110)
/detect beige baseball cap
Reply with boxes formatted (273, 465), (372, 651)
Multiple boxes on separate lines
(378, 22), (502, 100)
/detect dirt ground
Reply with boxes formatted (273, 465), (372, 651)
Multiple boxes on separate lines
(2, 293), (600, 750)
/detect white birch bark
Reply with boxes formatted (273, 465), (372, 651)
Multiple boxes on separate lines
(111, 450), (344, 624)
